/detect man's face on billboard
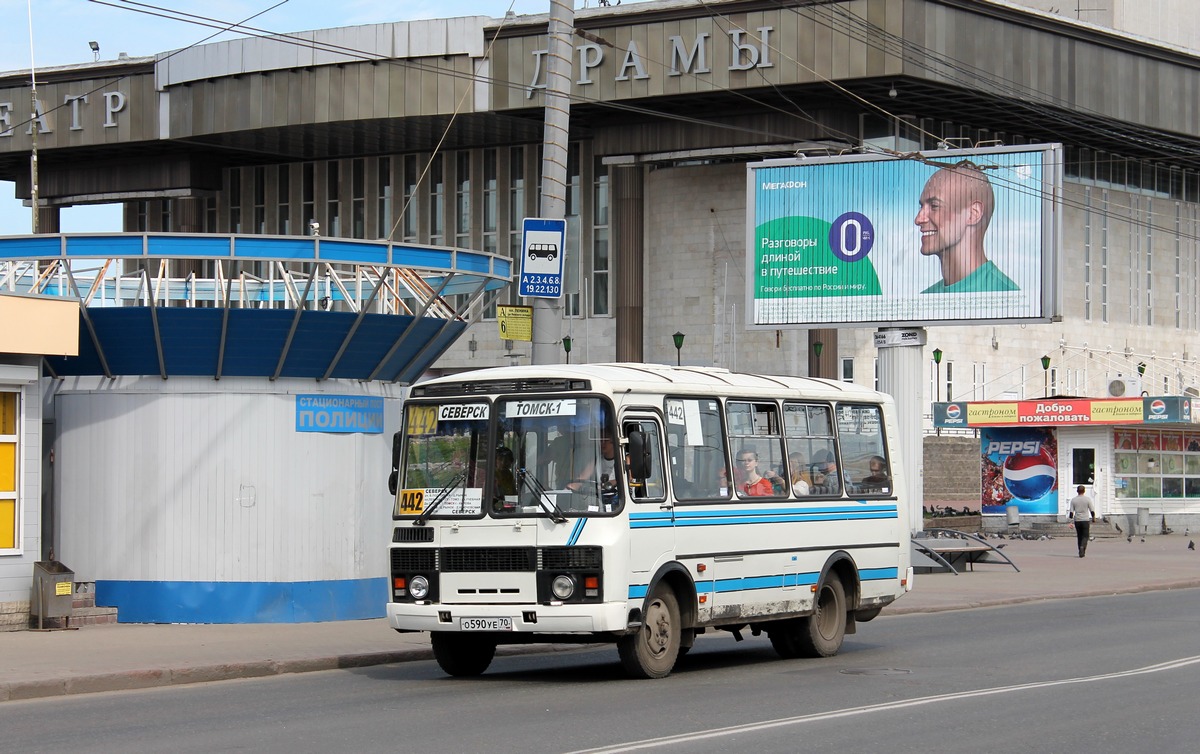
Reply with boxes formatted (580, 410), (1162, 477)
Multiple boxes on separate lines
(914, 169), (974, 257)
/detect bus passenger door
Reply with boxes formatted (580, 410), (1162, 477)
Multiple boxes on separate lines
(624, 416), (674, 578)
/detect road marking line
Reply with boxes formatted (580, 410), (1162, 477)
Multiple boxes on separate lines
(566, 655), (1200, 753)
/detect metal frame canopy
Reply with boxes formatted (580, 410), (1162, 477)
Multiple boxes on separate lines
(0, 233), (512, 383)
(745, 144), (1063, 329)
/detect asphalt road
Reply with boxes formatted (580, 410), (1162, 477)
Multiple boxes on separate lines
(3, 589), (1199, 753)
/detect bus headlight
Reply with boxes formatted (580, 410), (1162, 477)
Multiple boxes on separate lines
(551, 575), (575, 600)
(410, 575), (430, 600)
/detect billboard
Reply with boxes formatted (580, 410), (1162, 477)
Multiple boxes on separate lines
(746, 145), (1062, 328)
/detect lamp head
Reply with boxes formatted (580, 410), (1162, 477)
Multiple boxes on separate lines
(89, 41), (100, 52)
(1041, 355), (1051, 371)
(672, 331), (685, 350)
(562, 336), (572, 354)
(932, 348), (942, 364)
(1137, 361), (1147, 376)
(813, 341), (823, 358)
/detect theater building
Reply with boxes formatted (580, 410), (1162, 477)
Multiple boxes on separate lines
(2, 0), (1200, 621)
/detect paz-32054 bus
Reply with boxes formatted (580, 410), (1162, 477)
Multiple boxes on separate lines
(386, 364), (912, 678)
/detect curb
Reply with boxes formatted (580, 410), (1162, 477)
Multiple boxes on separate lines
(0, 643), (590, 703)
(885, 579), (1200, 616)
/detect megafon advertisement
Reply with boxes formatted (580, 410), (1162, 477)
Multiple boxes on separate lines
(746, 145), (1061, 328)
(980, 427), (1059, 515)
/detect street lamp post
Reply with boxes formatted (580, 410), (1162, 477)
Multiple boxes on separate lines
(672, 332), (685, 366)
(562, 336), (572, 364)
(1041, 354), (1051, 397)
(932, 348), (943, 402)
(932, 348), (943, 437)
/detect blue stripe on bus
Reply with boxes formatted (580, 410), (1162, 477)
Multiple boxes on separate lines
(627, 568), (899, 600)
(859, 567), (900, 581)
(629, 511), (898, 529)
(566, 518), (587, 546)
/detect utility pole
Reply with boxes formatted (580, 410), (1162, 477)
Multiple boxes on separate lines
(27, 0), (39, 234)
(530, 0), (573, 365)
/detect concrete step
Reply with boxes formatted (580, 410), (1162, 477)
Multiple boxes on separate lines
(1027, 521), (1121, 538)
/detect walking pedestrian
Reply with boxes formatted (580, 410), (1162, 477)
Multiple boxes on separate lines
(1069, 485), (1096, 558)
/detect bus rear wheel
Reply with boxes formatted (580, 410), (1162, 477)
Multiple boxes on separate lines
(431, 633), (497, 677)
(618, 587), (681, 679)
(769, 574), (847, 659)
(797, 573), (847, 657)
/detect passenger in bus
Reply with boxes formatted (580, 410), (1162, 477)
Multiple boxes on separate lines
(861, 456), (890, 489)
(569, 431), (618, 493)
(734, 449), (775, 497)
(492, 447), (518, 512)
(810, 449), (841, 495)
(788, 452), (812, 496)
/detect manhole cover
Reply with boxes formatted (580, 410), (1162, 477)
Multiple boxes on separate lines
(839, 668), (911, 676)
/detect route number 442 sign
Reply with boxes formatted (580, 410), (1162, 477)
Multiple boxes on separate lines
(518, 217), (567, 298)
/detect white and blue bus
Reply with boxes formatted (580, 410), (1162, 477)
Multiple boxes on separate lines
(386, 364), (912, 678)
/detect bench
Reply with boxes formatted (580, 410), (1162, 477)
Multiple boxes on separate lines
(912, 529), (1020, 575)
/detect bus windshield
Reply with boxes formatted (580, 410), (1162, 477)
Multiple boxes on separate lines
(396, 395), (617, 519)
(496, 395), (617, 516)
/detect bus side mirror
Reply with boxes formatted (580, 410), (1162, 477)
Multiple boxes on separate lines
(389, 432), (402, 495)
(627, 430), (649, 480)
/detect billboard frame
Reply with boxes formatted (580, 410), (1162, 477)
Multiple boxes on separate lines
(745, 144), (1063, 329)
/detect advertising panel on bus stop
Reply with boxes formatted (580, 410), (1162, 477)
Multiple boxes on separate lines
(981, 427), (1059, 515)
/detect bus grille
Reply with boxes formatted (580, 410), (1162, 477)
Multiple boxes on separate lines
(393, 527), (435, 543)
(541, 546), (602, 570)
(441, 547), (537, 572)
(391, 549), (437, 571)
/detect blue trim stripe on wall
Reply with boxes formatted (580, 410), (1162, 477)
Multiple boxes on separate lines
(96, 578), (387, 624)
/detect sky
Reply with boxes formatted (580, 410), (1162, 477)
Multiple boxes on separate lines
(1, 0), (644, 235)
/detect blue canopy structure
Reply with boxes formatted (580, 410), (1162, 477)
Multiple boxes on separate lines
(0, 233), (512, 383)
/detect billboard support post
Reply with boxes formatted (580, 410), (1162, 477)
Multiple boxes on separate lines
(876, 327), (927, 532)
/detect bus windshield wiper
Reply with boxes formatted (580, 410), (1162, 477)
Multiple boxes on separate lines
(413, 471), (468, 526)
(517, 468), (567, 524)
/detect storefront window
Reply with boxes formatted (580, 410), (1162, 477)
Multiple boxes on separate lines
(1113, 429), (1200, 499)
(0, 391), (18, 552)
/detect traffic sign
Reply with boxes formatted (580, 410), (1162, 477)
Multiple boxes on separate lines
(518, 217), (566, 298)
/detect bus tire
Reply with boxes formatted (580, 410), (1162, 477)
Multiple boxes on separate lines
(797, 573), (847, 657)
(431, 633), (497, 677)
(618, 587), (681, 679)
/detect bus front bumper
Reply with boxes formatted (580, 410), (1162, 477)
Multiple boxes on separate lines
(387, 601), (631, 634)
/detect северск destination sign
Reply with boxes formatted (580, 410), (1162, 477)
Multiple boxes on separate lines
(933, 396), (1196, 428)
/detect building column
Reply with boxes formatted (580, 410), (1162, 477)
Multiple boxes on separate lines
(611, 161), (644, 363)
(809, 328), (838, 378)
(35, 206), (59, 234)
(175, 197), (203, 233)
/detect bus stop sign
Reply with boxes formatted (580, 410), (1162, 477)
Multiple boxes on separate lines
(518, 217), (566, 298)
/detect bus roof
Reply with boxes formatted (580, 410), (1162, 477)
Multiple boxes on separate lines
(414, 363), (892, 405)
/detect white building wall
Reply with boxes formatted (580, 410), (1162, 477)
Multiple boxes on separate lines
(52, 376), (402, 585)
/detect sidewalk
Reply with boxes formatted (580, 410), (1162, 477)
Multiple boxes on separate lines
(3, 534), (1198, 702)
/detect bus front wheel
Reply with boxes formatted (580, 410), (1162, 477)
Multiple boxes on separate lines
(618, 587), (681, 679)
(431, 633), (497, 677)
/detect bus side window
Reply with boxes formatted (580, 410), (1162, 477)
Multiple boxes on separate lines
(624, 419), (665, 501)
